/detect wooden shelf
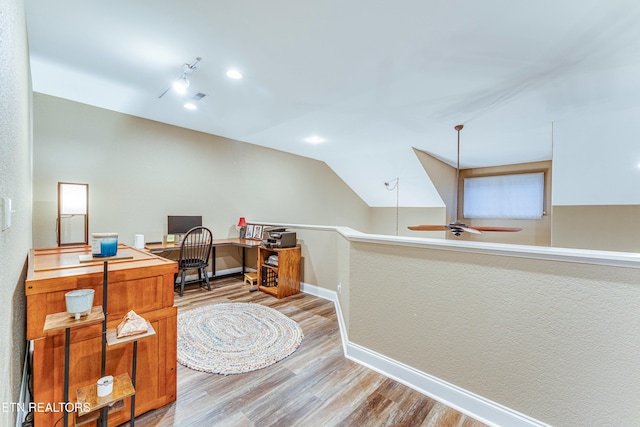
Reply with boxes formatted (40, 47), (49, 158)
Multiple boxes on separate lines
(106, 321), (156, 347)
(258, 285), (278, 297)
(76, 373), (135, 417)
(257, 246), (301, 299)
(43, 306), (104, 333)
(75, 399), (125, 426)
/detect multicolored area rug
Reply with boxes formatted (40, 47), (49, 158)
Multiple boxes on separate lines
(177, 302), (304, 375)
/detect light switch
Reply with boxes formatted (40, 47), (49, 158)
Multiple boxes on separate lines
(2, 197), (12, 231)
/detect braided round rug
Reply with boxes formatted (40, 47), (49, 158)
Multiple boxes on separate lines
(177, 302), (304, 375)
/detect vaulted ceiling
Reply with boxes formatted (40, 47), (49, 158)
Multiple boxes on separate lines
(25, 0), (640, 206)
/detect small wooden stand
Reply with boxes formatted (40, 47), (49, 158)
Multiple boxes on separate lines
(257, 246), (301, 298)
(43, 307), (105, 427)
(106, 321), (156, 426)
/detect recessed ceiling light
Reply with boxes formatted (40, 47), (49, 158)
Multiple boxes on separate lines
(226, 69), (243, 79)
(183, 102), (197, 110)
(304, 136), (325, 144)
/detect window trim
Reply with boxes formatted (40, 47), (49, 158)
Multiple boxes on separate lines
(458, 162), (551, 221)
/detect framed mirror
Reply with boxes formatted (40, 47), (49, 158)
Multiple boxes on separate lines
(57, 182), (89, 246)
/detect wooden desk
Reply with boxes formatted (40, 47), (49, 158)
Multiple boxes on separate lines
(26, 244), (178, 427)
(145, 238), (262, 277)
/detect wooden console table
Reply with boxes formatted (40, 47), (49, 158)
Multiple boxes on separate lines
(26, 244), (178, 427)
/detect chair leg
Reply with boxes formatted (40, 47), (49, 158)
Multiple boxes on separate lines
(203, 267), (211, 291)
(180, 270), (187, 297)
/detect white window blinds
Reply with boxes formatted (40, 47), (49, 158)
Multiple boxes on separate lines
(463, 172), (544, 219)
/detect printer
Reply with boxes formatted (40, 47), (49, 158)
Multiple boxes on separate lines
(262, 228), (297, 248)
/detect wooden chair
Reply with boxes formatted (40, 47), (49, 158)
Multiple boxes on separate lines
(175, 226), (213, 296)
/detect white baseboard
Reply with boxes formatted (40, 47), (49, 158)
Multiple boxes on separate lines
(300, 282), (549, 427)
(300, 282), (349, 355)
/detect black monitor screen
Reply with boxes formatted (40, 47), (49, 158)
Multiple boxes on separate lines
(167, 215), (202, 235)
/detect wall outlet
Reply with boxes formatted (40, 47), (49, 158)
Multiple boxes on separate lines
(337, 283), (342, 294)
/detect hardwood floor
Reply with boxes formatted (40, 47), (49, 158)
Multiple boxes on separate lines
(133, 278), (489, 427)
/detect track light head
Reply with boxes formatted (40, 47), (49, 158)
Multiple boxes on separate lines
(173, 75), (190, 94)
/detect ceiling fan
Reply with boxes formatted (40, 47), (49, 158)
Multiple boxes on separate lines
(408, 124), (522, 236)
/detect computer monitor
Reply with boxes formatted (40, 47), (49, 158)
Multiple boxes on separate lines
(167, 215), (202, 235)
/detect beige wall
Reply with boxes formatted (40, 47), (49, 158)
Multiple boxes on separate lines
(32, 94), (371, 272)
(370, 206), (446, 238)
(0, 0), (31, 424)
(347, 233), (640, 427)
(266, 225), (640, 426)
(552, 205), (640, 252)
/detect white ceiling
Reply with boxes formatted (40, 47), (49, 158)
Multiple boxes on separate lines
(24, 0), (640, 207)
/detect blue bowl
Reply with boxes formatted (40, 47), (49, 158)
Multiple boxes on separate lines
(98, 238), (118, 257)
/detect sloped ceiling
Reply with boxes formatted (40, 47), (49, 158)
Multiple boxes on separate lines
(24, 0), (640, 207)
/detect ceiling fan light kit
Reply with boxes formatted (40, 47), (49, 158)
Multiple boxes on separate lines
(408, 124), (522, 237)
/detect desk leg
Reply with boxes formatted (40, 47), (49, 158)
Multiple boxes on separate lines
(242, 247), (246, 275)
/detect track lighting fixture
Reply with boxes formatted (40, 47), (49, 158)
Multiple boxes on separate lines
(159, 57), (202, 98)
(173, 75), (190, 94)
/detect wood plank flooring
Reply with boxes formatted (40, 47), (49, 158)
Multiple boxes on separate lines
(133, 278), (489, 427)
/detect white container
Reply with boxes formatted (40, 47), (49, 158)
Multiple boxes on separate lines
(134, 234), (145, 249)
(91, 232), (118, 257)
(97, 375), (114, 397)
(65, 289), (95, 320)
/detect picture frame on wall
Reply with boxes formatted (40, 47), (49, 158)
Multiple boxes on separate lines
(254, 225), (263, 240)
(245, 224), (254, 239)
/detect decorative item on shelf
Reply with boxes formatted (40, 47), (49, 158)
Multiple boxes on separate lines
(254, 225), (263, 240)
(245, 224), (254, 239)
(237, 217), (247, 238)
(91, 232), (118, 257)
(116, 310), (148, 338)
(96, 375), (114, 397)
(65, 289), (95, 320)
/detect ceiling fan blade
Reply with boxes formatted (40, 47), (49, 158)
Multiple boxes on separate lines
(456, 225), (482, 234)
(472, 226), (523, 232)
(407, 225), (449, 231)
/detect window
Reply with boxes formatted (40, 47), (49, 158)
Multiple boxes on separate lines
(463, 172), (544, 219)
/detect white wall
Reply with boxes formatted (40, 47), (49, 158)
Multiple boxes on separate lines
(0, 0), (31, 424)
(552, 107), (640, 205)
